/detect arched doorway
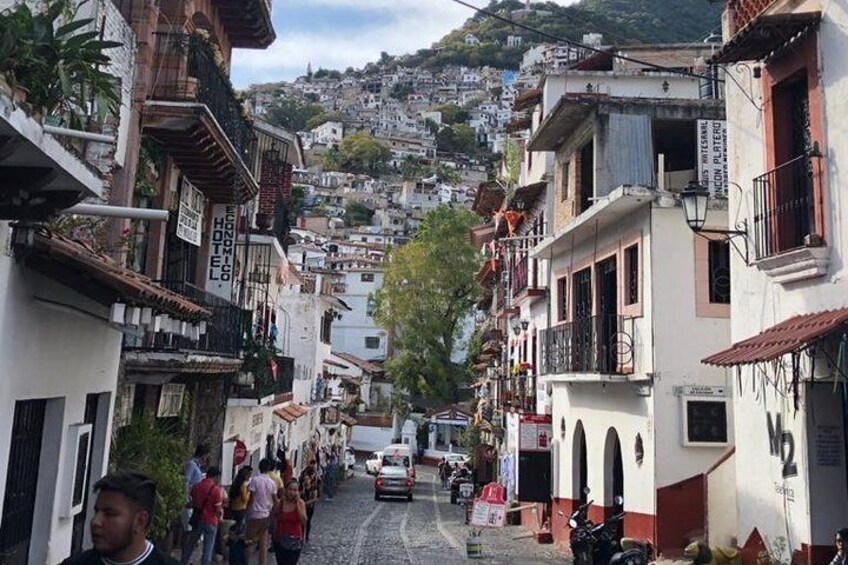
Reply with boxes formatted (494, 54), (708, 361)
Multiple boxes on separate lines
(604, 428), (624, 519)
(572, 421), (588, 505)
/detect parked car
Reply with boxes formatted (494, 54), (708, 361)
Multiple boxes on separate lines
(444, 453), (469, 466)
(375, 465), (414, 501)
(365, 451), (383, 475)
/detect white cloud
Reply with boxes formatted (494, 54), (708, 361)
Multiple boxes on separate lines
(232, 0), (578, 87)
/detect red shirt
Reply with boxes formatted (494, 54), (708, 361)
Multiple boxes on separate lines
(190, 478), (223, 526)
(274, 506), (304, 541)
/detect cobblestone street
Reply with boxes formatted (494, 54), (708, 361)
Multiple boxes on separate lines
(299, 466), (564, 565)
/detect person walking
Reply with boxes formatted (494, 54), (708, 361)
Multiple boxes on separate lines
(439, 458), (450, 489)
(323, 453), (337, 500)
(831, 529), (848, 565)
(298, 468), (319, 543)
(272, 479), (308, 565)
(182, 467), (224, 565)
(227, 465), (253, 526)
(246, 459), (278, 565)
(61, 472), (179, 564)
(181, 445), (210, 559)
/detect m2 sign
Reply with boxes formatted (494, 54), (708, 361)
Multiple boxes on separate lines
(207, 205), (237, 300)
(767, 412), (798, 479)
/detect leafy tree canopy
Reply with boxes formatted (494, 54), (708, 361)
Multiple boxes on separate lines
(374, 207), (481, 402)
(344, 201), (374, 227)
(322, 132), (391, 176)
(436, 123), (479, 156)
(264, 97), (324, 131)
(435, 103), (470, 126)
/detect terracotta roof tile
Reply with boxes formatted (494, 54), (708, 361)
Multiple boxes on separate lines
(703, 307), (848, 366)
(333, 352), (383, 374)
(23, 230), (210, 321)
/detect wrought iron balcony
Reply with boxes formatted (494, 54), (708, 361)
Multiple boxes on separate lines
(729, 0), (776, 31)
(540, 315), (635, 376)
(123, 281), (245, 357)
(752, 152), (819, 261)
(230, 356), (294, 402)
(143, 33), (258, 203)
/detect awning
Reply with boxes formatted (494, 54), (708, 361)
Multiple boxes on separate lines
(468, 225), (496, 249)
(274, 403), (309, 423)
(508, 181), (547, 212)
(506, 115), (532, 134)
(709, 11), (821, 64)
(17, 228), (210, 321)
(702, 307), (848, 366)
(472, 182), (505, 217)
(323, 359), (350, 370)
(514, 88), (543, 111)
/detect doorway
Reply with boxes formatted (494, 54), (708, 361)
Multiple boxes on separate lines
(572, 268), (593, 371)
(597, 256), (618, 373)
(71, 394), (101, 555)
(0, 400), (47, 565)
(604, 428), (624, 523)
(573, 421), (588, 506)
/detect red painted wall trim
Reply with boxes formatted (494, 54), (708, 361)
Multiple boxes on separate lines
(657, 474), (706, 558)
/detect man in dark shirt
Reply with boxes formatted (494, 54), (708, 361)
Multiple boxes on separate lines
(61, 471), (178, 565)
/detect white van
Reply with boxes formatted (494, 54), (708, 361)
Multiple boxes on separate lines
(382, 443), (415, 479)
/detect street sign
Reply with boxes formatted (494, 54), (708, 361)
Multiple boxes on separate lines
(471, 483), (507, 528)
(233, 440), (247, 465)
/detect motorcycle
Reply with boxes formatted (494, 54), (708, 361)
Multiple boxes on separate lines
(565, 493), (653, 565)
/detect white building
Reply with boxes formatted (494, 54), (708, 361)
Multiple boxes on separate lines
(465, 33), (480, 46)
(311, 120), (344, 149)
(327, 265), (387, 360)
(697, 2), (848, 563)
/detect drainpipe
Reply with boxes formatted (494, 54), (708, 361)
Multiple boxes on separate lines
(62, 204), (169, 221)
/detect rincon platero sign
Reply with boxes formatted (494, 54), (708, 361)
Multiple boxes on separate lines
(206, 204), (237, 300)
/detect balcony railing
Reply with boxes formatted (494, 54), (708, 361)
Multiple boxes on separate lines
(152, 33), (256, 165)
(540, 315), (634, 376)
(512, 255), (529, 297)
(752, 153), (818, 261)
(729, 0), (775, 32)
(123, 281), (244, 357)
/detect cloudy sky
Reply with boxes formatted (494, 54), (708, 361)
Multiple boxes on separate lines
(231, 0), (577, 88)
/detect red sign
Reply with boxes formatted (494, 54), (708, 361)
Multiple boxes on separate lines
(233, 440), (248, 465)
(471, 483), (507, 528)
(520, 415), (553, 452)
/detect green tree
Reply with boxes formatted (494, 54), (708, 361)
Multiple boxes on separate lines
(344, 201), (374, 227)
(435, 103), (470, 126)
(289, 184), (307, 222)
(322, 132), (391, 176)
(374, 207), (481, 402)
(264, 97), (324, 131)
(436, 123), (478, 155)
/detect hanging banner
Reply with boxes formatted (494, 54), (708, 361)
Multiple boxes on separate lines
(176, 180), (205, 246)
(697, 120), (728, 196)
(207, 204), (238, 300)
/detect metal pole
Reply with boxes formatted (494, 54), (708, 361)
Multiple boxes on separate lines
(62, 204), (169, 221)
(43, 125), (116, 144)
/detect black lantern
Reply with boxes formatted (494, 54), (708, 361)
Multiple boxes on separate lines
(520, 320), (529, 331)
(679, 180), (750, 264)
(512, 321), (522, 336)
(681, 180), (710, 232)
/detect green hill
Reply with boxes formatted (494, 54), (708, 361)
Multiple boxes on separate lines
(398, 0), (722, 70)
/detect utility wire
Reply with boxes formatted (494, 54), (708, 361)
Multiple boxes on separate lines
(449, 0), (725, 83)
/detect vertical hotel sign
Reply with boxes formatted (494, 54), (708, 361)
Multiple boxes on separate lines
(697, 120), (728, 196)
(207, 204), (237, 300)
(176, 180), (204, 246)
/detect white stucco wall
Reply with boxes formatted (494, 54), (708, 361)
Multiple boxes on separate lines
(0, 225), (121, 564)
(722, 3), (848, 554)
(333, 270), (387, 360)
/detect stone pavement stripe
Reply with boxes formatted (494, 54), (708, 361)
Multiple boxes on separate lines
(349, 498), (384, 565)
(430, 473), (466, 556)
(399, 496), (416, 565)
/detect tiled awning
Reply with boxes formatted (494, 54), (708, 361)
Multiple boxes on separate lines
(514, 88), (543, 111)
(709, 11), (821, 64)
(508, 181), (547, 212)
(702, 307), (848, 366)
(17, 228), (210, 321)
(274, 402), (308, 423)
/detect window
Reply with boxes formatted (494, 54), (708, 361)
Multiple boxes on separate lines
(561, 162), (570, 202)
(624, 245), (639, 306)
(708, 241), (731, 304)
(682, 398), (729, 446)
(365, 336), (381, 349)
(366, 298), (377, 317)
(361, 273), (375, 282)
(557, 277), (568, 321)
(157, 383), (185, 418)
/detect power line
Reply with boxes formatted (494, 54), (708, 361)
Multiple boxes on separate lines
(448, 0), (725, 84)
